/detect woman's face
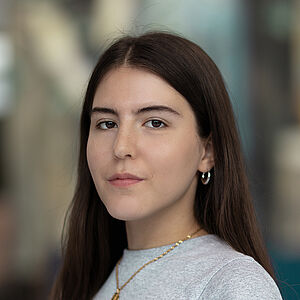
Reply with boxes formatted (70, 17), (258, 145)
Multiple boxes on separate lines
(87, 67), (211, 222)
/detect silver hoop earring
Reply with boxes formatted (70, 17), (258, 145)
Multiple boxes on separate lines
(201, 171), (211, 185)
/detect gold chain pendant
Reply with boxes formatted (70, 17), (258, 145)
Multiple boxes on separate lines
(112, 229), (201, 300)
(111, 291), (120, 300)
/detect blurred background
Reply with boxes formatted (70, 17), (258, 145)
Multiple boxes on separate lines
(0, 0), (299, 299)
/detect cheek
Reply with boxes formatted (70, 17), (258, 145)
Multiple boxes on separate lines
(149, 133), (201, 182)
(86, 136), (97, 174)
(87, 134), (118, 196)
(86, 136), (106, 177)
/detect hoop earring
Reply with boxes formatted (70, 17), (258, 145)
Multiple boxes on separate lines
(201, 171), (211, 185)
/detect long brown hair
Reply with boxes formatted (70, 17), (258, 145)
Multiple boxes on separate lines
(51, 31), (275, 299)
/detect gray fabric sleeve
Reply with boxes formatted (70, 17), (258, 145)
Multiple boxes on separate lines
(196, 258), (283, 300)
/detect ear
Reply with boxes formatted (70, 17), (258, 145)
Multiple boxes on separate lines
(198, 135), (214, 173)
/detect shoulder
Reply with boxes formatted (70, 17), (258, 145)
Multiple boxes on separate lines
(178, 234), (250, 267)
(196, 254), (282, 299)
(180, 235), (282, 300)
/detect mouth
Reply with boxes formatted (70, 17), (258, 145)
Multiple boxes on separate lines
(108, 172), (144, 187)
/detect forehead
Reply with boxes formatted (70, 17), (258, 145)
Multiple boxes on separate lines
(92, 67), (190, 112)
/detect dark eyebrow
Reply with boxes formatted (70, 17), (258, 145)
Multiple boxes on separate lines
(90, 105), (181, 117)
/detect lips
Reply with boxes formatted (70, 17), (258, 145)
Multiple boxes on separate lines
(108, 173), (144, 187)
(108, 173), (143, 180)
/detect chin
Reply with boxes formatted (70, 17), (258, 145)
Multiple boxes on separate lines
(105, 203), (146, 221)
(107, 211), (143, 222)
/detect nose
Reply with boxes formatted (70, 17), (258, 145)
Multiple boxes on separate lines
(113, 126), (137, 160)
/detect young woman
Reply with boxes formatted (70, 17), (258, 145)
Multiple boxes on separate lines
(51, 31), (282, 299)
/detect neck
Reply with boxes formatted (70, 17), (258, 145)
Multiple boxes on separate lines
(125, 209), (207, 250)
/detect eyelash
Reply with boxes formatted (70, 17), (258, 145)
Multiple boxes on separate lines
(95, 119), (167, 130)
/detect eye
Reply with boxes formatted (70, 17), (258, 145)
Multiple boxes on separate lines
(144, 119), (167, 129)
(96, 121), (117, 130)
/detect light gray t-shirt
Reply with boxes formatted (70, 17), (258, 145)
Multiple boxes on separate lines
(94, 234), (282, 299)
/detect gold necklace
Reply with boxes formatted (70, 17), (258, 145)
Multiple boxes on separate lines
(111, 228), (201, 300)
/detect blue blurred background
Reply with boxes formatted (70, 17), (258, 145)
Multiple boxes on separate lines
(0, 0), (299, 299)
